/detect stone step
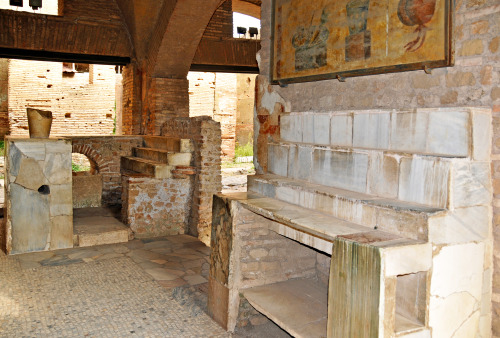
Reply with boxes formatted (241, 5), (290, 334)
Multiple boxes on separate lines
(143, 136), (181, 152)
(133, 147), (193, 166)
(248, 174), (446, 242)
(121, 156), (172, 179)
(73, 214), (130, 247)
(134, 147), (170, 163)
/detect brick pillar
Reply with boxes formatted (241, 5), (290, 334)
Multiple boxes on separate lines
(144, 77), (189, 135)
(121, 63), (142, 135)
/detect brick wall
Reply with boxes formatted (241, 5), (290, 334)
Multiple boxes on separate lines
(121, 63), (141, 135)
(161, 116), (222, 245)
(188, 72), (256, 160)
(71, 136), (143, 205)
(203, 0), (233, 39)
(62, 0), (122, 21)
(258, 0), (500, 334)
(6, 60), (116, 137)
(0, 59), (8, 136)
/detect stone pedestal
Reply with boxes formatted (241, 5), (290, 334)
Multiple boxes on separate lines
(5, 137), (73, 254)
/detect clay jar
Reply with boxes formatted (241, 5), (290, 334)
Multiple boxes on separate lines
(27, 108), (53, 138)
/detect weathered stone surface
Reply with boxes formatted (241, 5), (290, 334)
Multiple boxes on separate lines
(429, 292), (478, 338)
(367, 152), (399, 198)
(428, 206), (491, 244)
(267, 144), (288, 177)
(287, 145), (312, 181)
(14, 157), (46, 191)
(431, 242), (484, 300)
(312, 149), (368, 193)
(73, 174), (102, 208)
(426, 109), (470, 157)
(302, 114), (314, 144)
(280, 114), (302, 143)
(473, 111), (492, 161)
(15, 141), (45, 161)
(330, 114), (352, 147)
(329, 239), (380, 337)
(353, 112), (390, 149)
(44, 152), (72, 185)
(49, 215), (73, 250)
(382, 243), (432, 276)
(10, 183), (50, 254)
(313, 114), (330, 145)
(390, 110), (428, 153)
(49, 184), (73, 217)
(7, 143), (22, 177)
(451, 162), (491, 208)
(398, 156), (450, 208)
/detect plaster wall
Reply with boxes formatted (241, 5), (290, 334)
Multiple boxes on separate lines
(258, 0), (500, 334)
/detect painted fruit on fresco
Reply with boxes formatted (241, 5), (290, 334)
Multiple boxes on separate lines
(397, 0), (437, 52)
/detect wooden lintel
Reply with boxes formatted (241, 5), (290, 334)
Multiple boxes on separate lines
(191, 38), (260, 73)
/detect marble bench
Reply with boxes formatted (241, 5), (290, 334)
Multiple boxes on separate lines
(208, 190), (434, 337)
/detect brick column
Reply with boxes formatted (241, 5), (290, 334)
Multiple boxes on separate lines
(144, 77), (189, 135)
(121, 63), (142, 135)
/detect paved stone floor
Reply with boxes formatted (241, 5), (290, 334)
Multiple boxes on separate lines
(0, 235), (290, 337)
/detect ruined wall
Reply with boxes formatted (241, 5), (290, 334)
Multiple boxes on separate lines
(236, 74), (256, 146)
(0, 59), (8, 136)
(257, 0), (500, 333)
(188, 72), (256, 160)
(7, 60), (116, 137)
(161, 116), (222, 246)
(71, 136), (143, 205)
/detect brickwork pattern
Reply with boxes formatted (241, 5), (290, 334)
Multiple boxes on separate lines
(121, 175), (194, 238)
(145, 77), (190, 135)
(0, 59), (8, 136)
(7, 60), (116, 137)
(161, 117), (222, 245)
(204, 0), (233, 39)
(71, 136), (143, 205)
(121, 63), (142, 135)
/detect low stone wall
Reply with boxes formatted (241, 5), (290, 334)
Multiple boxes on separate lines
(121, 174), (194, 237)
(72, 173), (102, 208)
(161, 116), (222, 245)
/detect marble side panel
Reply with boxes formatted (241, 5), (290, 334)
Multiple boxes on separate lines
(10, 183), (50, 254)
(353, 112), (390, 149)
(390, 110), (428, 154)
(330, 114), (352, 147)
(472, 111), (491, 161)
(398, 156), (450, 208)
(287, 145), (312, 181)
(451, 161), (491, 208)
(268, 144), (289, 177)
(313, 114), (331, 145)
(280, 114), (302, 143)
(428, 206), (491, 244)
(425, 109), (469, 157)
(312, 149), (368, 193)
(302, 114), (314, 144)
(367, 152), (399, 199)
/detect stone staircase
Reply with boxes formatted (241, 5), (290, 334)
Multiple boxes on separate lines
(121, 136), (196, 238)
(121, 136), (193, 178)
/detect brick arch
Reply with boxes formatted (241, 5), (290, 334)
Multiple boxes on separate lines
(72, 144), (107, 174)
(150, 0), (224, 78)
(233, 0), (261, 19)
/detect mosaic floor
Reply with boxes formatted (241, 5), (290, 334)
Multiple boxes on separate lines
(0, 235), (290, 337)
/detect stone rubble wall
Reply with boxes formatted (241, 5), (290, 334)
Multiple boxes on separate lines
(121, 175), (194, 238)
(161, 116), (222, 245)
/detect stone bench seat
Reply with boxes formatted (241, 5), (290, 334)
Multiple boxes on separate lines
(249, 173), (446, 242)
